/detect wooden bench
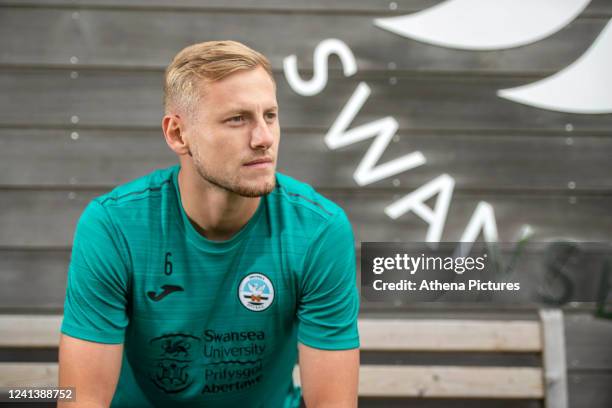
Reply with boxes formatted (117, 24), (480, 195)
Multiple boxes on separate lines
(0, 311), (568, 407)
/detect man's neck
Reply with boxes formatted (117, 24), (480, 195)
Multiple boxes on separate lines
(178, 166), (260, 241)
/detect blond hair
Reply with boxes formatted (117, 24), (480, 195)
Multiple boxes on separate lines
(164, 40), (274, 115)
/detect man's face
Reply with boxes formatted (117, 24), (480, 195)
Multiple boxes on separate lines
(185, 66), (280, 197)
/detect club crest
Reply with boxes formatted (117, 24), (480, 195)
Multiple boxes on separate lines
(238, 273), (275, 312)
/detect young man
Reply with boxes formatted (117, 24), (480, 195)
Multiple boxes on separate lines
(58, 41), (360, 407)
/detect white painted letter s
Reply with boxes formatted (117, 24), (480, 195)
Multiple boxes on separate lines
(283, 38), (357, 96)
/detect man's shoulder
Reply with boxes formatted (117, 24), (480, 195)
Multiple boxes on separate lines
(272, 173), (347, 225)
(95, 165), (178, 209)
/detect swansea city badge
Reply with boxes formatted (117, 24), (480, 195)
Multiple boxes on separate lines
(238, 273), (275, 312)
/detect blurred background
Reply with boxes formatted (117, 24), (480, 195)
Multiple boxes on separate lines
(0, 0), (611, 407)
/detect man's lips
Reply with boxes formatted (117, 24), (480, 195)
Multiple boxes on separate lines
(243, 158), (273, 168)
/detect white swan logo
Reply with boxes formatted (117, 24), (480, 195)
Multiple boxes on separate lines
(498, 20), (612, 114)
(374, 0), (612, 114)
(374, 0), (590, 50)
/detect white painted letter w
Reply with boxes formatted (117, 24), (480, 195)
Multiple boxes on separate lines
(325, 82), (426, 186)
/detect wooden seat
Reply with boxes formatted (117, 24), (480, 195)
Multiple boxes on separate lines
(0, 311), (567, 406)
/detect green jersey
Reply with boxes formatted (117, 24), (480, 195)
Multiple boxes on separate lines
(61, 164), (360, 407)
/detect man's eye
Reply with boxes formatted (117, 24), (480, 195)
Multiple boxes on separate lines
(265, 112), (277, 120)
(227, 116), (244, 123)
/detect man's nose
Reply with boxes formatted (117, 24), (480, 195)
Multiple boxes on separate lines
(250, 118), (274, 150)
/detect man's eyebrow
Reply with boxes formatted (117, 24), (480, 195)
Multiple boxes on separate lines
(221, 108), (250, 116)
(219, 106), (278, 116)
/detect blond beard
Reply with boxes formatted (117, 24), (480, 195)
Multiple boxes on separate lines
(191, 149), (276, 197)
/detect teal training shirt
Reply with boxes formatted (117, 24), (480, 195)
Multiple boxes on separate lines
(61, 164), (360, 407)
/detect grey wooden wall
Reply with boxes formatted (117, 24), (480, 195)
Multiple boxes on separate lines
(1, 1), (611, 407)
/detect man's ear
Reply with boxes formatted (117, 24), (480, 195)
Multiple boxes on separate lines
(162, 114), (191, 156)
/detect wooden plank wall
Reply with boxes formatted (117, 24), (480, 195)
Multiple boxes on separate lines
(0, 1), (611, 407)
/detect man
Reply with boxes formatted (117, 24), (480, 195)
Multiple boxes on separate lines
(58, 40), (360, 407)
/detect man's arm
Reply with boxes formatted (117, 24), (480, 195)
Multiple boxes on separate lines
(58, 334), (123, 408)
(296, 209), (360, 406)
(298, 343), (359, 408)
(59, 200), (130, 406)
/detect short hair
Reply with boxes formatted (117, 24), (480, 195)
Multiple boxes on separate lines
(163, 40), (274, 116)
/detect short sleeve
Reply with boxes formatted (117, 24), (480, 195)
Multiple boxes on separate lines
(61, 199), (130, 344)
(297, 210), (360, 350)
